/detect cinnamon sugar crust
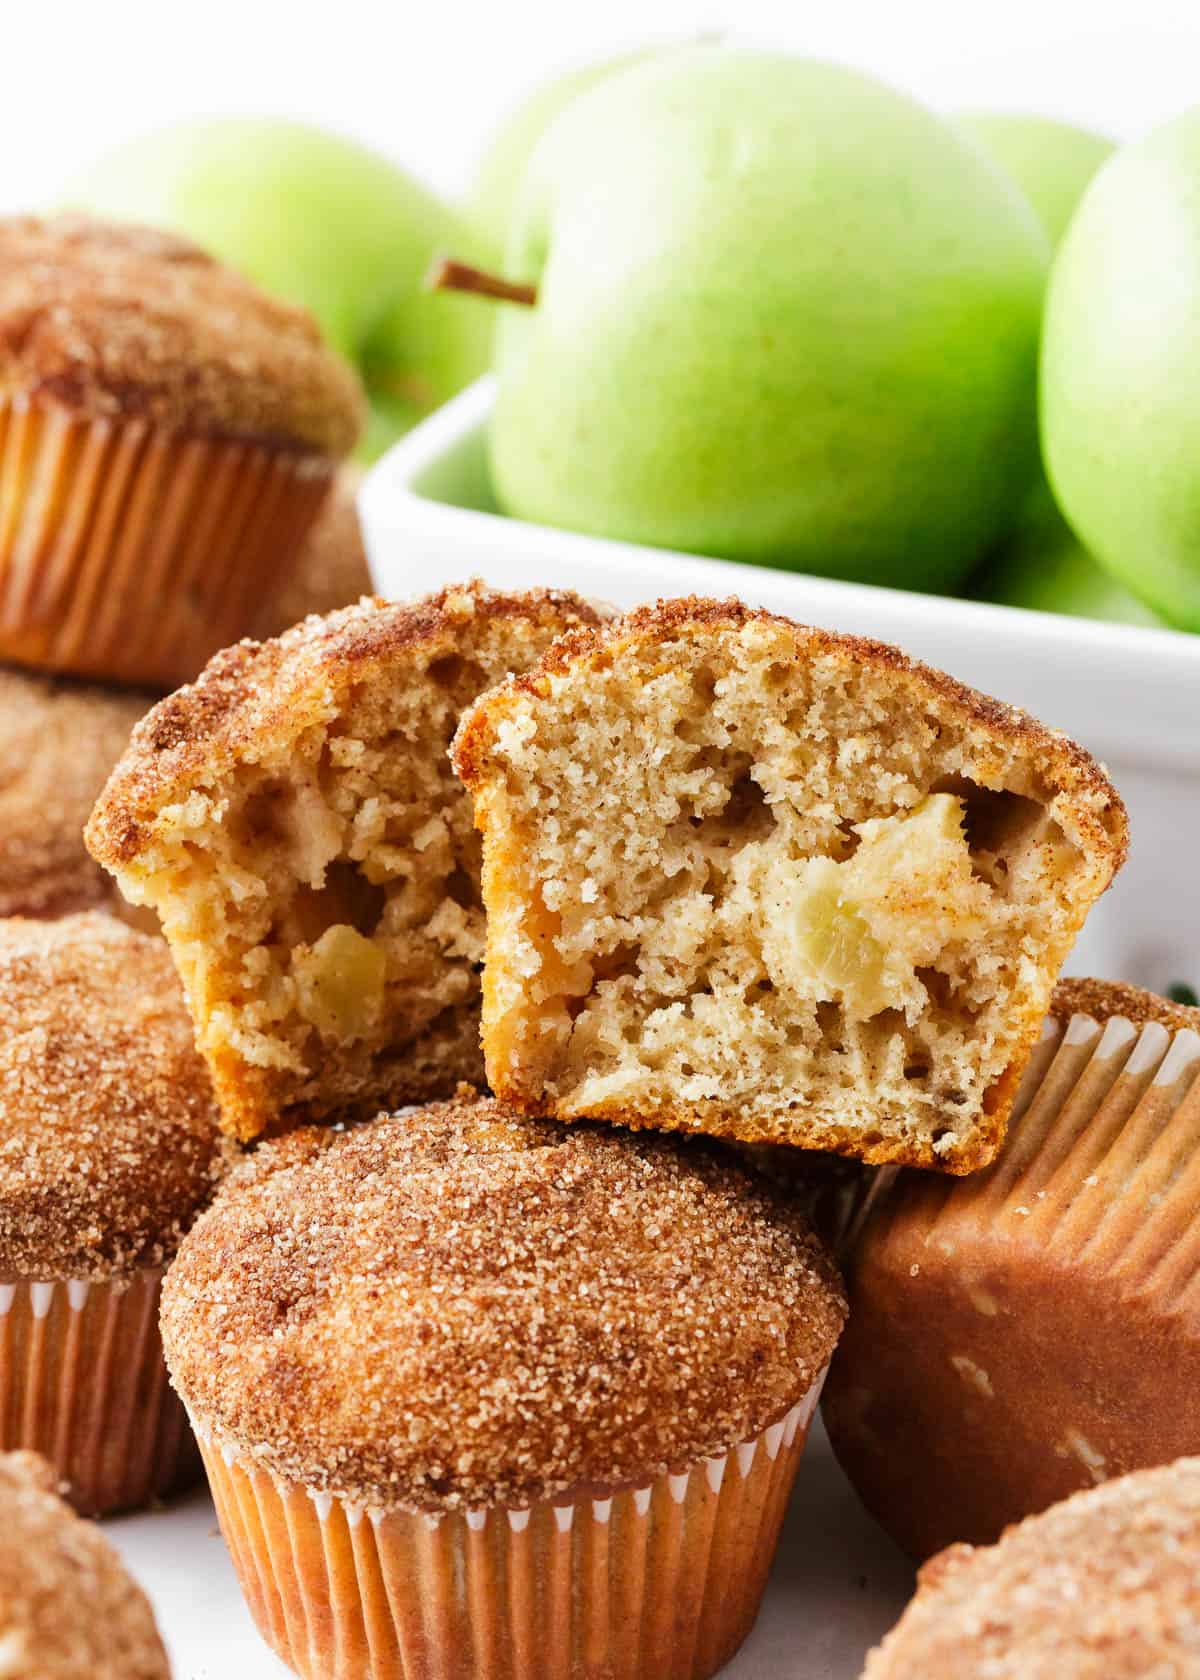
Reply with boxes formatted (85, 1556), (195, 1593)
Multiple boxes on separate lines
(251, 464), (372, 640)
(0, 214), (363, 454)
(863, 1459), (1200, 1678)
(0, 912), (224, 1279)
(1051, 974), (1200, 1035)
(162, 1089), (846, 1511)
(86, 584), (604, 1140)
(0, 666), (153, 920)
(0, 1451), (169, 1679)
(453, 595), (1127, 1173)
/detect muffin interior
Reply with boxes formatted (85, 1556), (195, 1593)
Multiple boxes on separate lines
(464, 612), (1122, 1167)
(97, 598), (597, 1139)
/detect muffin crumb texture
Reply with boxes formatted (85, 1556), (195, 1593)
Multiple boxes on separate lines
(454, 597), (1127, 1172)
(86, 584), (602, 1139)
(0, 1450), (169, 1679)
(162, 1090), (845, 1510)
(0, 911), (223, 1279)
(863, 1458), (1200, 1678)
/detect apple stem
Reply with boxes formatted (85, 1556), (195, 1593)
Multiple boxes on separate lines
(425, 256), (538, 307)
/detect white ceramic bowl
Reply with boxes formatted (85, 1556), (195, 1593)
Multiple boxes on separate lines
(361, 378), (1200, 996)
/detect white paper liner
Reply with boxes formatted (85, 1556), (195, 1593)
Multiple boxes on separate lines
(194, 1369), (827, 1680)
(0, 1269), (197, 1515)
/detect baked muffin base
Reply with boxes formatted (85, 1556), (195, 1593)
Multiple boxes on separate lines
(0, 393), (331, 687)
(823, 991), (1200, 1558)
(0, 1269), (198, 1516)
(194, 1376), (827, 1680)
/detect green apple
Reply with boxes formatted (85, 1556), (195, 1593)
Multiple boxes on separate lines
(958, 113), (1114, 247)
(475, 48), (1048, 592)
(467, 50), (652, 259)
(1042, 105), (1200, 630)
(65, 119), (491, 459)
(958, 114), (1120, 620)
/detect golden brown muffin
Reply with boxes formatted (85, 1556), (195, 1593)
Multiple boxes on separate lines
(823, 977), (1200, 1561)
(0, 665), (152, 919)
(86, 584), (604, 1141)
(0, 912), (224, 1513)
(250, 464), (372, 640)
(0, 214), (365, 688)
(453, 597), (1127, 1173)
(862, 1458), (1200, 1679)
(164, 1088), (845, 1680)
(0, 1451), (170, 1679)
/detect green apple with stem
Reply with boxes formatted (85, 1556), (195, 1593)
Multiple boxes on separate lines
(959, 113), (1133, 623)
(65, 119), (491, 460)
(1043, 104), (1200, 631)
(434, 48), (1048, 592)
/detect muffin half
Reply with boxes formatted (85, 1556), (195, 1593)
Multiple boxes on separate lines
(86, 584), (602, 1139)
(0, 214), (363, 687)
(0, 912), (224, 1513)
(453, 597), (1127, 1172)
(163, 1089), (845, 1680)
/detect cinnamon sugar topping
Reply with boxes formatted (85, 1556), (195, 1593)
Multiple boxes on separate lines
(0, 666), (152, 920)
(0, 214), (363, 454)
(162, 1089), (845, 1511)
(0, 1451), (169, 1678)
(0, 912), (224, 1279)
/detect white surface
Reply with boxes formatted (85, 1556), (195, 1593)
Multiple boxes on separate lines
(106, 1420), (913, 1680)
(361, 378), (1200, 998)
(5, 3), (1200, 215)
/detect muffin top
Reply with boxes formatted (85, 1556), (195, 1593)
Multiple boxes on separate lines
(0, 214), (363, 454)
(1051, 974), (1200, 1036)
(86, 582), (604, 872)
(0, 1451), (169, 1679)
(0, 912), (224, 1280)
(0, 666), (152, 920)
(163, 1089), (845, 1511)
(863, 1458), (1200, 1679)
(251, 464), (372, 639)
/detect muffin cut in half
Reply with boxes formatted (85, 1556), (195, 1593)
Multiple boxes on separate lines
(453, 598), (1128, 1172)
(86, 584), (602, 1140)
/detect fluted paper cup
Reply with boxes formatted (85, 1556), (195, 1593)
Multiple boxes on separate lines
(0, 393), (332, 687)
(823, 998), (1200, 1558)
(194, 1370), (828, 1680)
(0, 1269), (198, 1515)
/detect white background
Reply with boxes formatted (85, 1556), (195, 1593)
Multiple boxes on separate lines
(5, 0), (1200, 213)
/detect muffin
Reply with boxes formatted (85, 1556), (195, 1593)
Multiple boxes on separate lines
(163, 1089), (845, 1680)
(251, 464), (372, 639)
(823, 977), (1200, 1560)
(0, 214), (363, 688)
(86, 583), (603, 1141)
(862, 1457), (1200, 1678)
(0, 912), (224, 1513)
(452, 597), (1127, 1172)
(0, 1450), (170, 1678)
(0, 665), (152, 919)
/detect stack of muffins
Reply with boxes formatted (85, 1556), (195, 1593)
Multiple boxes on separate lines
(2, 213), (1197, 1680)
(0, 212), (374, 1533)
